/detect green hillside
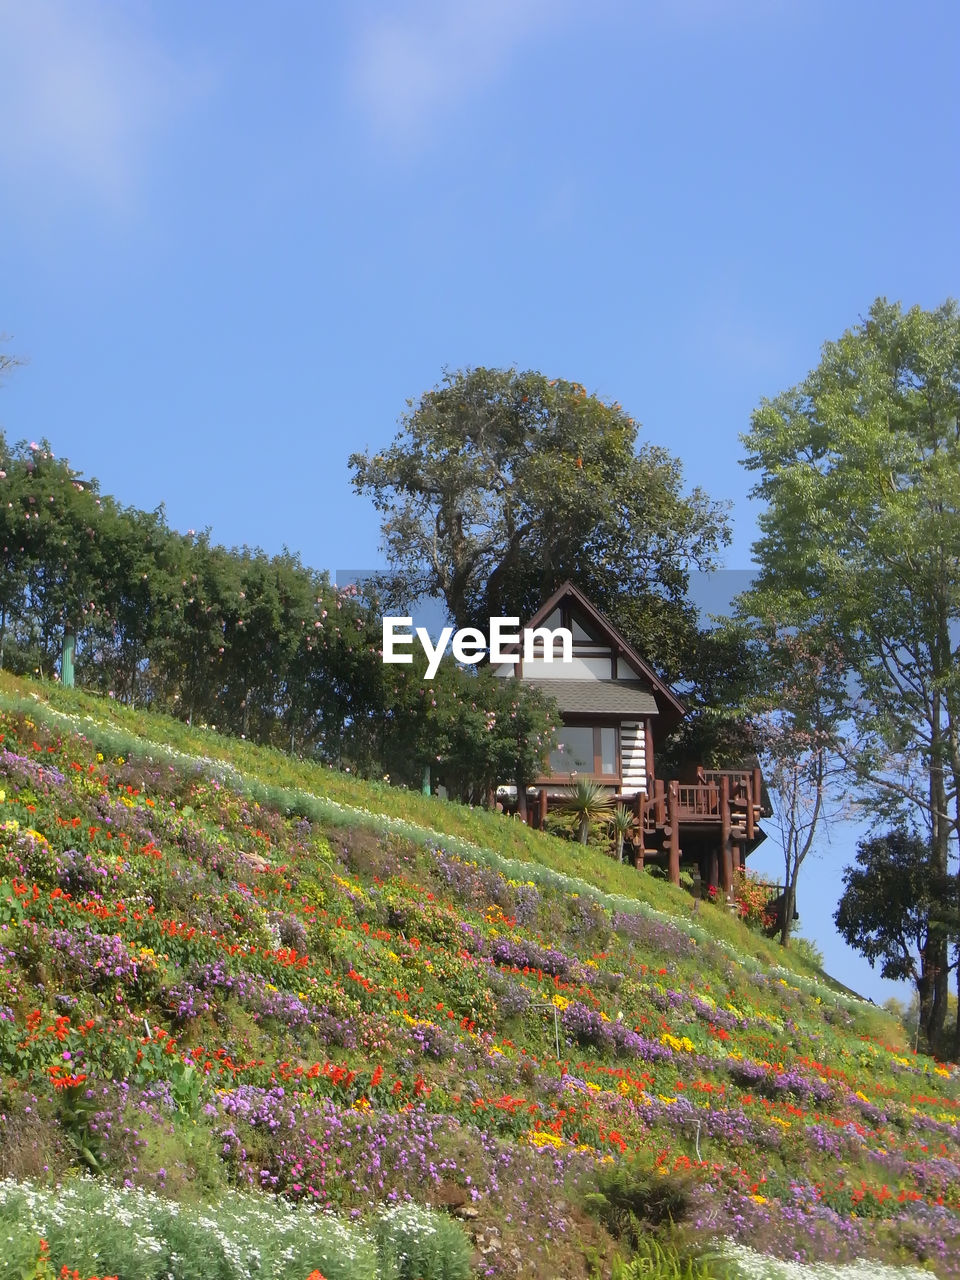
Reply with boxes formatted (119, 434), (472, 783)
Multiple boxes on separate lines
(0, 674), (957, 1280)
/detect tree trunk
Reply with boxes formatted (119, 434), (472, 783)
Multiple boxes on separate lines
(917, 963), (934, 1049)
(779, 878), (797, 948)
(928, 741), (950, 1044)
(516, 776), (528, 823)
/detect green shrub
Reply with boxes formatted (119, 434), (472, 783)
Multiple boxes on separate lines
(375, 1202), (473, 1280)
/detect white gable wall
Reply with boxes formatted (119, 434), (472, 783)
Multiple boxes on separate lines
(621, 720), (647, 791)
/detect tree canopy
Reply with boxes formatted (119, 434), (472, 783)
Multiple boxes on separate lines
(350, 367), (731, 685)
(835, 828), (959, 1050)
(0, 432), (560, 800)
(737, 296), (960, 1027)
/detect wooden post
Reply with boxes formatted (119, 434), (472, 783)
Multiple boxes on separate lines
(745, 771), (755, 840)
(538, 787), (548, 830)
(720, 774), (734, 900)
(656, 778), (666, 827)
(667, 780), (681, 885)
(645, 719), (655, 785)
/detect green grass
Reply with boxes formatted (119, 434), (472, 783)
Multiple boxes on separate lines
(0, 671), (848, 996)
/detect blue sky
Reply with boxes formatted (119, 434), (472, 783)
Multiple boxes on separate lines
(1, 0), (957, 1007)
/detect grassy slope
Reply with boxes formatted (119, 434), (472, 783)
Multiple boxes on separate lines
(0, 673), (957, 1280)
(0, 674), (839, 982)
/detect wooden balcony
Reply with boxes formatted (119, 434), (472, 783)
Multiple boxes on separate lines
(519, 762), (767, 901)
(629, 767), (766, 893)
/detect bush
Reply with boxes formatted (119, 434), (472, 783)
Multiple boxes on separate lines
(375, 1202), (472, 1280)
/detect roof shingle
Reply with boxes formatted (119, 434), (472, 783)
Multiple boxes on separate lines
(522, 679), (659, 717)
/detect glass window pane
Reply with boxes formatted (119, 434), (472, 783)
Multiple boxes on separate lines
(549, 726), (594, 775)
(600, 727), (617, 775)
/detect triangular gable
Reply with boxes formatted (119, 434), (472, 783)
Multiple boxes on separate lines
(505, 580), (687, 733)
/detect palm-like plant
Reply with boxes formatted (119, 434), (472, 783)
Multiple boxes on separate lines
(610, 804), (634, 862)
(563, 778), (613, 845)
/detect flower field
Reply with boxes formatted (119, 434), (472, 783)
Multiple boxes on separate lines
(0, 691), (958, 1278)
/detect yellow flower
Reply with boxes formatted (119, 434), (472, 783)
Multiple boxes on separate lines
(658, 1094), (676, 1106)
(660, 1033), (695, 1054)
(552, 994), (569, 1010)
(528, 1130), (563, 1149)
(751, 1194), (767, 1205)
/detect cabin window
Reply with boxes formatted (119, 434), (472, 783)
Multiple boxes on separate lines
(599, 726), (617, 775)
(549, 725), (619, 778)
(549, 726), (594, 775)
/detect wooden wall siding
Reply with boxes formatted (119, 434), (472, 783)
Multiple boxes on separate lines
(621, 720), (646, 791)
(513, 655), (612, 679)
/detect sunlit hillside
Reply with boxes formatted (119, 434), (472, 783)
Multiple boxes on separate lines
(0, 675), (957, 1280)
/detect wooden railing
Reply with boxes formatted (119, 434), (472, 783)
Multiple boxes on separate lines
(676, 783), (721, 819)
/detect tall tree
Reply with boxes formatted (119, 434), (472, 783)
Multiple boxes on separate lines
(835, 829), (959, 1051)
(350, 367), (730, 684)
(749, 623), (848, 946)
(739, 297), (960, 1036)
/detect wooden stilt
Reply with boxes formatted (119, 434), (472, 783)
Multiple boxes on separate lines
(720, 774), (734, 899)
(667, 780), (681, 885)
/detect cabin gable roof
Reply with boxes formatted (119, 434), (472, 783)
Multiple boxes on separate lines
(501, 580), (687, 733)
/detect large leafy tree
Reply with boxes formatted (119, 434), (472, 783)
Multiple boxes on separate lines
(0, 438), (114, 676)
(835, 829), (959, 1052)
(739, 297), (960, 1037)
(350, 367), (731, 684)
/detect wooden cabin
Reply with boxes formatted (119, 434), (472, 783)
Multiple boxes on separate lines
(493, 581), (769, 899)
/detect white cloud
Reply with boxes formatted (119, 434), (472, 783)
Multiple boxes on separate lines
(0, 1), (198, 208)
(348, 0), (566, 146)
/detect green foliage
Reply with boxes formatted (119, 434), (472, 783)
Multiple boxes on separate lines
(562, 778), (614, 845)
(587, 1153), (698, 1251)
(738, 297), (960, 1025)
(835, 828), (959, 1048)
(788, 932), (825, 971)
(350, 366), (730, 685)
(374, 1202), (472, 1280)
(0, 1177), (386, 1280)
(607, 1239), (731, 1280)
(610, 804), (634, 862)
